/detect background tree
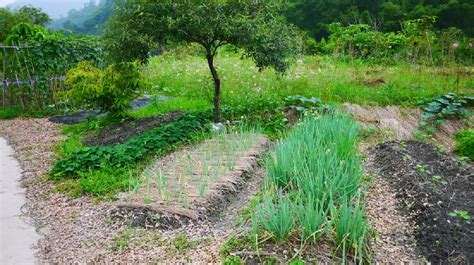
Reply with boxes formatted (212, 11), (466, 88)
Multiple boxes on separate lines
(105, 0), (301, 122)
(0, 5), (50, 42)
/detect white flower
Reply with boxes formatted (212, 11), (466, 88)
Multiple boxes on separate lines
(453, 43), (459, 49)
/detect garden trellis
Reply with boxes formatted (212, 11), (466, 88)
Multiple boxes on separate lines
(1, 43), (102, 111)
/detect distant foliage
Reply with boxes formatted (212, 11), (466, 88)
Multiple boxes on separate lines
(285, 0), (474, 40)
(324, 17), (474, 65)
(59, 61), (143, 115)
(49, 0), (114, 35)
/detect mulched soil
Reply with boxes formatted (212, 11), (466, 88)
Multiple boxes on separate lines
(371, 140), (474, 263)
(83, 111), (183, 146)
(48, 97), (154, 125)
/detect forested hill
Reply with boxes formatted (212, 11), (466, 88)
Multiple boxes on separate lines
(50, 0), (473, 37)
(285, 0), (474, 39)
(48, 0), (113, 35)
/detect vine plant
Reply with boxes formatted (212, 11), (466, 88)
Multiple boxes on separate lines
(2, 23), (102, 112)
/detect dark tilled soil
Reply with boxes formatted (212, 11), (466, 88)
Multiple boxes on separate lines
(49, 97), (153, 125)
(49, 110), (101, 124)
(371, 141), (474, 263)
(84, 111), (183, 146)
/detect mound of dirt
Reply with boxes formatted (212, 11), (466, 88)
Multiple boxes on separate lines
(357, 77), (386, 87)
(344, 103), (468, 150)
(371, 141), (474, 263)
(84, 111), (183, 146)
(111, 134), (271, 229)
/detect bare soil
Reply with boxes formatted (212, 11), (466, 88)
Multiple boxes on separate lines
(371, 140), (474, 263)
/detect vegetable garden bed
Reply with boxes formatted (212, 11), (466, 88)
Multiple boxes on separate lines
(112, 131), (270, 229)
(371, 141), (473, 263)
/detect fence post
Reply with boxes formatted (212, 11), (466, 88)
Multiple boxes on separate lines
(2, 46), (6, 110)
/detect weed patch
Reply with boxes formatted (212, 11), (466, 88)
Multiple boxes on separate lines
(454, 129), (474, 160)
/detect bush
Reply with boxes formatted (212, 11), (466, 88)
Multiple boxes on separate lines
(454, 129), (474, 160)
(59, 61), (144, 115)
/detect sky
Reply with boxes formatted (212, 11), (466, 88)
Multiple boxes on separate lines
(0, 0), (90, 18)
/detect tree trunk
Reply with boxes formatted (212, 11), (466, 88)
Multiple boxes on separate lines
(206, 49), (221, 123)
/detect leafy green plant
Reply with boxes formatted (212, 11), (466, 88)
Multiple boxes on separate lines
(448, 210), (471, 224)
(253, 113), (369, 261)
(332, 197), (368, 262)
(453, 129), (474, 160)
(418, 93), (473, 133)
(50, 115), (205, 180)
(284, 95), (334, 114)
(254, 193), (296, 242)
(59, 61), (144, 115)
(298, 197), (327, 242)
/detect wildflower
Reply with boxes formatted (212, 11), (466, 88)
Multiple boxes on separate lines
(469, 42), (473, 48)
(453, 43), (459, 49)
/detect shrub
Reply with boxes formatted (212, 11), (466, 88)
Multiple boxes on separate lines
(59, 61), (144, 115)
(454, 129), (474, 160)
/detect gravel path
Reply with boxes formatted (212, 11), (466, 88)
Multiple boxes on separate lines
(0, 118), (265, 263)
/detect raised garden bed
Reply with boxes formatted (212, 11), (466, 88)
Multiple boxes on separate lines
(84, 111), (183, 146)
(371, 141), (473, 263)
(111, 132), (270, 229)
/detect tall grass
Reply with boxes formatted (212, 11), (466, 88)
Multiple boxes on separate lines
(254, 113), (370, 262)
(143, 52), (472, 114)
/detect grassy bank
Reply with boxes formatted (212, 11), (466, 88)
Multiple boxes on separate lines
(139, 53), (472, 113)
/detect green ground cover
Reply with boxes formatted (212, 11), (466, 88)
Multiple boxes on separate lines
(135, 53), (473, 115)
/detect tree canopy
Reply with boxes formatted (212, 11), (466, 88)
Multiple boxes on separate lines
(105, 0), (301, 122)
(0, 5), (50, 42)
(285, 0), (474, 39)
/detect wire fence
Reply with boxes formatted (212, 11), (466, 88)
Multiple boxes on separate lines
(1, 44), (101, 111)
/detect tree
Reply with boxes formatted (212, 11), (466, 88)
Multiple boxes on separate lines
(0, 5), (50, 42)
(105, 0), (301, 122)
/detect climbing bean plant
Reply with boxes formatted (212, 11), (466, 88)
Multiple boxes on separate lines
(1, 23), (102, 112)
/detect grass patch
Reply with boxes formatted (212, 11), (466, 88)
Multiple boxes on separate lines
(146, 53), (472, 109)
(171, 233), (201, 251)
(454, 129), (474, 160)
(130, 97), (211, 118)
